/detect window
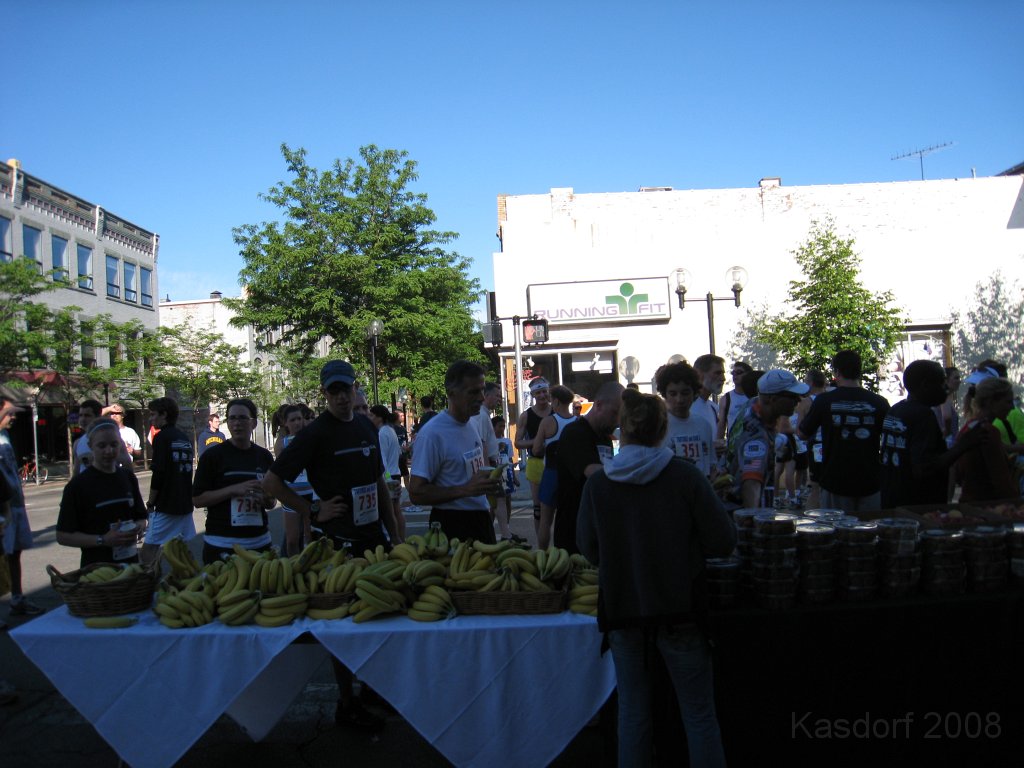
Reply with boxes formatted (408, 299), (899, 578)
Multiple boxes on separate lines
(80, 320), (96, 368)
(123, 261), (137, 302)
(0, 217), (11, 261)
(140, 267), (153, 307)
(106, 254), (120, 298)
(51, 235), (69, 282)
(76, 244), (93, 289)
(23, 225), (42, 271)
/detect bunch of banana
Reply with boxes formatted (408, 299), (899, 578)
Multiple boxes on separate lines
(447, 541), (474, 576)
(84, 615), (139, 628)
(424, 522), (449, 558)
(402, 559), (446, 589)
(568, 584), (599, 616)
(405, 534), (427, 557)
(352, 572), (408, 622)
(569, 554), (599, 588)
(213, 556), (253, 597)
(247, 552), (296, 595)
(495, 548), (540, 577)
(306, 601), (353, 620)
(475, 567), (520, 592)
(408, 585), (456, 621)
(254, 593), (308, 627)
(535, 546), (571, 582)
(362, 544), (389, 564)
(164, 538), (200, 579)
(216, 587), (260, 626)
(321, 561), (363, 594)
(290, 538), (331, 574)
(178, 571), (217, 600)
(79, 563), (145, 584)
(472, 539), (512, 556)
(154, 588), (215, 628)
(362, 558), (406, 585)
(387, 541), (421, 564)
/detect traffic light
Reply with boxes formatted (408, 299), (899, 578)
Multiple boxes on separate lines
(482, 322), (503, 345)
(522, 318), (549, 344)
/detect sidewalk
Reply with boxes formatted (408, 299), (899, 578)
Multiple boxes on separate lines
(0, 477), (608, 768)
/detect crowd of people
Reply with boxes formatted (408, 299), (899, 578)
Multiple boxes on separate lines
(1, 348), (1021, 761)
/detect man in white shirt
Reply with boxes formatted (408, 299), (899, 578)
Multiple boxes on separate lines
(691, 354), (726, 449)
(409, 361), (503, 544)
(106, 405), (142, 465)
(474, 382), (516, 541)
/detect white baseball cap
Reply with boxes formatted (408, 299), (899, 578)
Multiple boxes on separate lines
(757, 369), (810, 395)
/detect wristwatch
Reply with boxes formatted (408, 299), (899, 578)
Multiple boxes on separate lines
(309, 500), (321, 518)
(95, 535), (104, 547)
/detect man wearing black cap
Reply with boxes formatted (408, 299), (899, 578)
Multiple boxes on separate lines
(263, 359), (398, 733)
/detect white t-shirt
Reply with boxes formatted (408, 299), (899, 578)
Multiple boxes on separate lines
(661, 412), (715, 478)
(411, 411), (487, 511)
(74, 433), (91, 473)
(120, 426), (141, 453)
(690, 397), (719, 439)
(377, 424), (402, 477)
(721, 389), (749, 435)
(471, 408), (499, 465)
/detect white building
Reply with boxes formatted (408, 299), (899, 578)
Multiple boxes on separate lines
(0, 159), (160, 460)
(491, 173), (1024, 407)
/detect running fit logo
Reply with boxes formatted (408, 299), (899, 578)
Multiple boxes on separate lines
(605, 283), (649, 315)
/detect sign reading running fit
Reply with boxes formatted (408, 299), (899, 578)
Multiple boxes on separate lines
(527, 277), (672, 325)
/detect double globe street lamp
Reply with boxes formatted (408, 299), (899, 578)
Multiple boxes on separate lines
(672, 266), (749, 356)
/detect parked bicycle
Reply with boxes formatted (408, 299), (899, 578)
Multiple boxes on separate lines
(19, 456), (48, 485)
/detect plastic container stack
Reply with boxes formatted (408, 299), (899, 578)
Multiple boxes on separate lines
(705, 557), (742, 608)
(963, 526), (1008, 592)
(875, 517), (921, 598)
(732, 508), (771, 590)
(795, 522), (836, 604)
(751, 512), (800, 610)
(920, 529), (965, 595)
(834, 520), (879, 601)
(1009, 523), (1024, 582)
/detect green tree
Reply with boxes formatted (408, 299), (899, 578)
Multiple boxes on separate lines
(227, 144), (486, 404)
(0, 258), (61, 379)
(727, 303), (784, 371)
(751, 219), (907, 390)
(951, 270), (1024, 388)
(157, 324), (258, 449)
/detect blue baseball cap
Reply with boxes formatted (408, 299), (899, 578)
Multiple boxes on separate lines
(321, 360), (356, 388)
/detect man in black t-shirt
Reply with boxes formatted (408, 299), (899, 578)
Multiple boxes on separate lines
(880, 360), (987, 508)
(555, 381), (623, 553)
(264, 361), (398, 551)
(142, 397), (196, 566)
(799, 351), (890, 513)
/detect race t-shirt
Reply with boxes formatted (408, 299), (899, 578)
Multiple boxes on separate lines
(57, 466), (146, 567)
(880, 399), (947, 508)
(271, 411), (385, 541)
(723, 399), (774, 505)
(799, 386), (889, 497)
(150, 424), (195, 516)
(690, 397), (719, 439)
(192, 440), (275, 541)
(662, 412), (714, 478)
(411, 411), (487, 512)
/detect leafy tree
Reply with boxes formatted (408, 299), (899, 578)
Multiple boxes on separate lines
(227, 144), (486, 404)
(156, 324), (258, 449)
(727, 303), (784, 371)
(951, 270), (1024, 388)
(0, 258), (61, 380)
(751, 218), (907, 390)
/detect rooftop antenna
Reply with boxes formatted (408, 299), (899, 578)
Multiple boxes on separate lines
(891, 142), (954, 181)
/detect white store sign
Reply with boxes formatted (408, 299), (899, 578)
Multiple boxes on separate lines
(527, 277), (672, 325)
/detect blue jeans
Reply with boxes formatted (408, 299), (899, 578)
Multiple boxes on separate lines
(608, 625), (727, 768)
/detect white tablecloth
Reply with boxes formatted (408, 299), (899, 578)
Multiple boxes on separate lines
(12, 607), (615, 768)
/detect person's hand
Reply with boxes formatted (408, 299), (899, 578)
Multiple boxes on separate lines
(466, 469), (502, 497)
(233, 479), (264, 497)
(315, 495), (349, 523)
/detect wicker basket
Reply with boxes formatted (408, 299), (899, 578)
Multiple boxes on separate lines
(47, 562), (157, 617)
(307, 592), (354, 610)
(451, 588), (566, 616)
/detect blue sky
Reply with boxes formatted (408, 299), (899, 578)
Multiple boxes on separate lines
(6, 1), (1022, 312)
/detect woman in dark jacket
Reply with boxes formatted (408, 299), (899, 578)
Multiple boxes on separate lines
(578, 389), (735, 768)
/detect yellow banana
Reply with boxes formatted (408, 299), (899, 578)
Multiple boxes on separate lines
(294, 573), (308, 595)
(519, 572), (553, 592)
(355, 583), (403, 612)
(254, 611), (295, 627)
(218, 597), (258, 625)
(469, 555), (494, 572)
(258, 603), (308, 618)
(84, 615), (138, 629)
(352, 606), (382, 623)
(232, 543), (261, 563)
(477, 574), (504, 592)
(216, 588), (254, 608)
(280, 556), (293, 592)
(159, 616), (187, 629)
(306, 571), (317, 594)
(472, 540), (511, 555)
(260, 593), (308, 609)
(307, 604), (351, 620)
(407, 607), (445, 622)
(154, 602), (181, 619)
(233, 556), (252, 590)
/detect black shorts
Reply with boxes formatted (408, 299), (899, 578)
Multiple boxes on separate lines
(430, 508), (496, 545)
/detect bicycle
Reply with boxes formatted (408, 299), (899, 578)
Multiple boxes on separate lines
(19, 457), (48, 485)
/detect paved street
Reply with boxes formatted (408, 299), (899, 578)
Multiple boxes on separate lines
(0, 471), (609, 768)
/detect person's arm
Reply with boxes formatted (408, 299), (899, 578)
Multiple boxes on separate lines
(688, 470), (737, 557)
(57, 528), (137, 550)
(513, 411), (532, 451)
(915, 420), (988, 478)
(377, 475), (400, 544)
(716, 393), (730, 441)
(407, 473), (501, 507)
(575, 477), (601, 566)
(740, 478), (763, 508)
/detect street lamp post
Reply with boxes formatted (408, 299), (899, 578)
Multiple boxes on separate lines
(366, 318), (384, 405)
(672, 266), (749, 356)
